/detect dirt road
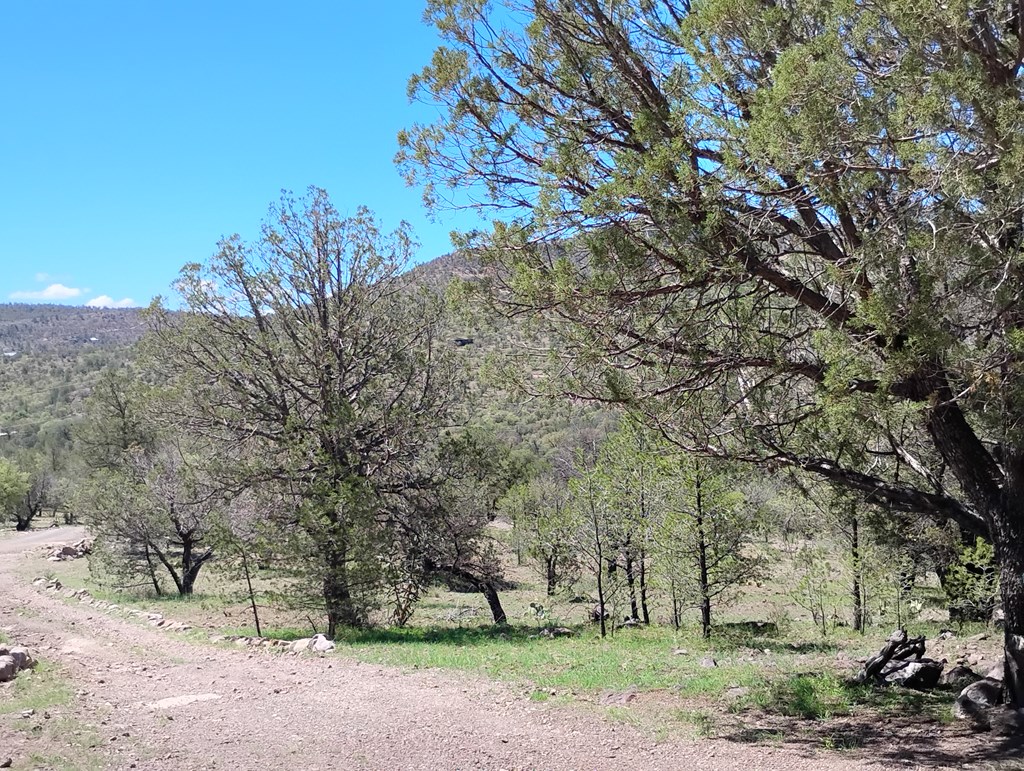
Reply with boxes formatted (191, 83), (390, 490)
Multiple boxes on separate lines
(0, 528), (1000, 770)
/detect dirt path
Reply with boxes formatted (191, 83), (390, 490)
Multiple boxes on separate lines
(0, 529), (1003, 770)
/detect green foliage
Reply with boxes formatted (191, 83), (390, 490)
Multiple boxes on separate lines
(944, 537), (1000, 626)
(148, 188), (473, 634)
(74, 368), (219, 596)
(0, 456), (30, 527)
(502, 474), (579, 595)
(790, 544), (845, 638)
(402, 6), (1024, 704)
(654, 451), (771, 636)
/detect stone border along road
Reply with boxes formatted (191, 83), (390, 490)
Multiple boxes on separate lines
(0, 527), (929, 769)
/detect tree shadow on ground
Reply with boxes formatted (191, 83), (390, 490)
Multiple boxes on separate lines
(724, 713), (1024, 768)
(723, 672), (1024, 767)
(333, 624), (564, 646)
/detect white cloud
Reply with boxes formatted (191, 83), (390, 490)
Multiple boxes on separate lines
(85, 295), (138, 309)
(34, 272), (52, 282)
(9, 283), (83, 301)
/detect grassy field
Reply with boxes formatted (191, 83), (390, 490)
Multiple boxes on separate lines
(13, 522), (1004, 750)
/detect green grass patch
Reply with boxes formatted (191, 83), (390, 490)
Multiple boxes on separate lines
(0, 660), (73, 716)
(743, 673), (854, 719)
(676, 708), (717, 738)
(737, 672), (958, 722)
(221, 625), (311, 641)
(331, 623), (766, 696)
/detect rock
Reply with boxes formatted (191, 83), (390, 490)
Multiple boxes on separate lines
(700, 656), (718, 668)
(8, 647), (34, 671)
(986, 661), (1005, 682)
(879, 658), (944, 689)
(992, 607), (1006, 628)
(290, 638), (312, 653)
(0, 656), (17, 682)
(601, 686), (638, 706)
(0, 757), (10, 768)
(941, 665), (981, 688)
(953, 678), (1004, 721)
(725, 686), (751, 699)
(539, 627), (574, 638)
(310, 634), (334, 653)
(590, 605), (609, 623)
(672, 648), (688, 656)
(937, 630), (956, 641)
(988, 706), (1024, 736)
(147, 693), (222, 710)
(967, 632), (990, 642)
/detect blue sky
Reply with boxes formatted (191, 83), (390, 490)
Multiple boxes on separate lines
(0, 1), (475, 308)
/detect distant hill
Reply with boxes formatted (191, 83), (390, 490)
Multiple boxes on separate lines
(0, 254), (610, 462)
(0, 304), (147, 355)
(0, 305), (146, 451)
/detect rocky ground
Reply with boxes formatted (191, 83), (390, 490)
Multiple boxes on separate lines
(1, 528), (1021, 770)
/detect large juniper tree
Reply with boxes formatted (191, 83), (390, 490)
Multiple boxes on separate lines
(401, 0), (1024, 705)
(149, 188), (466, 635)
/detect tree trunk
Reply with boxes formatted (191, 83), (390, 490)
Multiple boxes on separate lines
(428, 561), (508, 626)
(670, 577), (681, 631)
(480, 581), (507, 625)
(323, 541), (361, 638)
(240, 548), (262, 637)
(546, 555), (557, 596)
(593, 509), (608, 638)
(624, 551), (639, 621)
(696, 481), (712, 639)
(14, 517), (30, 532)
(639, 548), (650, 625)
(992, 511), (1024, 707)
(852, 515), (864, 633)
(143, 544), (163, 596)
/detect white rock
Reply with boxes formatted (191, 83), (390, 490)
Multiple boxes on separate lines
(311, 634), (335, 653)
(146, 693), (221, 710)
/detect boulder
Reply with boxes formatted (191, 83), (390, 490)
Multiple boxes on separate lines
(988, 706), (1024, 736)
(311, 634), (335, 653)
(941, 665), (981, 689)
(880, 658), (944, 689)
(953, 678), (1004, 721)
(8, 647), (34, 671)
(0, 656), (17, 683)
(986, 661), (1005, 682)
(290, 638), (312, 653)
(700, 656), (718, 668)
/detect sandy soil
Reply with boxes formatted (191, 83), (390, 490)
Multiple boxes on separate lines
(0, 528), (1018, 770)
